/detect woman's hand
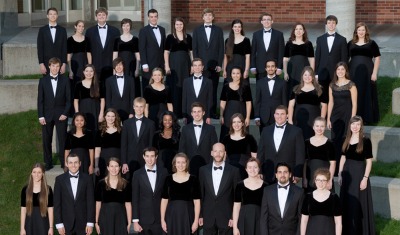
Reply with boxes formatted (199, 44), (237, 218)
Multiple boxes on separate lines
(165, 66), (171, 75)
(220, 116), (224, 125)
(94, 167), (100, 176)
(371, 73), (377, 82)
(88, 165), (94, 175)
(161, 220), (167, 233)
(327, 120), (332, 130)
(284, 73), (289, 81)
(233, 227), (240, 235)
(245, 117), (250, 127)
(327, 180), (333, 190)
(20, 228), (26, 235)
(223, 70), (227, 78)
(360, 177), (368, 190)
(48, 227), (53, 235)
(191, 221), (199, 234)
(95, 223), (100, 234)
(244, 70), (249, 79)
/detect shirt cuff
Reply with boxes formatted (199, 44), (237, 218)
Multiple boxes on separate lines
(55, 223), (64, 229)
(132, 219), (139, 223)
(39, 117), (45, 120)
(87, 223), (94, 227)
(142, 64), (149, 69)
(255, 118), (260, 121)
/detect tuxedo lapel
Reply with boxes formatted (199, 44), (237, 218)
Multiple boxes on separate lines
(217, 165), (230, 196)
(200, 27), (209, 46)
(208, 26), (216, 45)
(154, 167), (164, 193)
(272, 186), (282, 217)
(198, 125), (207, 146)
(63, 173), (75, 201)
(45, 27), (53, 43)
(142, 168), (154, 193)
(148, 26), (159, 47)
(198, 79), (207, 97)
(205, 166), (216, 197)
(130, 121), (139, 140)
(277, 125), (290, 153)
(282, 185), (295, 218)
(75, 176), (84, 201)
(138, 119), (146, 140)
(54, 76), (63, 98)
(122, 77), (129, 98)
(111, 77), (122, 98)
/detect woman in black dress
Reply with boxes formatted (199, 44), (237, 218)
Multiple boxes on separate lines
(303, 117), (336, 192)
(220, 66), (252, 141)
(164, 17), (193, 118)
(288, 66), (327, 140)
(113, 18), (140, 96)
(327, 62), (357, 174)
(339, 116), (375, 235)
(348, 22), (381, 124)
(283, 23), (315, 100)
(160, 153), (201, 235)
(144, 68), (173, 127)
(94, 108), (122, 180)
(20, 163), (53, 235)
(300, 168), (342, 235)
(67, 20), (91, 88)
(222, 19), (251, 82)
(222, 113), (258, 179)
(64, 112), (94, 174)
(95, 157), (132, 235)
(232, 158), (267, 235)
(74, 64), (105, 133)
(152, 111), (181, 174)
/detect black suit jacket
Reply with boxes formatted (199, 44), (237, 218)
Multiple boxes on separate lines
(251, 28), (285, 71)
(315, 32), (348, 82)
(199, 163), (240, 228)
(37, 24), (67, 65)
(54, 172), (95, 233)
(121, 117), (155, 170)
(139, 25), (166, 70)
(182, 76), (213, 119)
(132, 165), (167, 225)
(255, 77), (287, 126)
(105, 74), (135, 121)
(260, 183), (303, 235)
(85, 24), (119, 80)
(192, 24), (224, 68)
(179, 122), (218, 164)
(257, 124), (305, 183)
(37, 74), (71, 121)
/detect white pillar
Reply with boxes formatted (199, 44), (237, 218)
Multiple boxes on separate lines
(326, 0), (355, 41)
(144, 0), (172, 34)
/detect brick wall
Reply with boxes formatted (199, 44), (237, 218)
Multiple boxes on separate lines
(170, 0), (400, 24)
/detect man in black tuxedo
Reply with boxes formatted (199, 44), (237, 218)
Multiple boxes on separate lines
(179, 102), (218, 176)
(250, 13), (284, 80)
(255, 59), (287, 133)
(260, 162), (303, 235)
(37, 57), (71, 170)
(139, 8), (166, 94)
(192, 8), (224, 119)
(54, 153), (95, 235)
(86, 7), (119, 83)
(105, 57), (135, 122)
(315, 15), (348, 98)
(198, 143), (241, 234)
(37, 7), (67, 75)
(121, 97), (155, 181)
(132, 147), (168, 235)
(182, 58), (213, 124)
(257, 105), (305, 184)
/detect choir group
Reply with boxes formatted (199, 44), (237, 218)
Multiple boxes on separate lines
(21, 5), (380, 235)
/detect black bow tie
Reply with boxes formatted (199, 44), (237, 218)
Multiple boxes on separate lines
(98, 25), (106, 29)
(152, 26), (158, 30)
(51, 76), (58, 81)
(147, 169), (156, 173)
(50, 26), (56, 29)
(264, 29), (272, 33)
(194, 76), (202, 80)
(204, 25), (212, 28)
(135, 117), (143, 122)
(116, 75), (124, 79)
(275, 123), (286, 129)
(278, 184), (289, 190)
(70, 174), (78, 178)
(214, 166), (223, 170)
(268, 77), (275, 81)
(193, 124), (202, 128)
(327, 33), (335, 37)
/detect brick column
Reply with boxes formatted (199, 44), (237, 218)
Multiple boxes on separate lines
(326, 0), (355, 41)
(143, 0), (172, 34)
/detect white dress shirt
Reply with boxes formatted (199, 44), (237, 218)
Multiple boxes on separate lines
(267, 76), (275, 95)
(204, 24), (212, 42)
(116, 74), (124, 96)
(212, 162), (225, 195)
(135, 115), (143, 136)
(49, 24), (56, 43)
(263, 28), (272, 51)
(327, 33), (335, 52)
(193, 120), (203, 145)
(145, 165), (157, 192)
(151, 24), (162, 46)
(193, 74), (203, 97)
(273, 123), (286, 151)
(55, 171), (80, 229)
(98, 24), (107, 48)
(50, 74), (58, 96)
(277, 183), (290, 218)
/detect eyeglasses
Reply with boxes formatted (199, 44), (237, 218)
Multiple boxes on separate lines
(315, 179), (328, 183)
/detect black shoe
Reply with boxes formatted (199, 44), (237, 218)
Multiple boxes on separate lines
(45, 165), (54, 171)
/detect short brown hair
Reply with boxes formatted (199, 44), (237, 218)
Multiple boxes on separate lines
(275, 105), (288, 114)
(172, 153), (190, 173)
(313, 168), (331, 181)
(143, 146), (159, 156)
(48, 57), (61, 67)
(202, 8), (214, 17)
(47, 7), (58, 15)
(259, 12), (273, 21)
(326, 15), (338, 24)
(121, 18), (132, 29)
(149, 67), (165, 84)
(134, 97), (146, 105)
(96, 7), (108, 16)
(112, 57), (124, 69)
(192, 58), (203, 66)
(191, 102), (205, 112)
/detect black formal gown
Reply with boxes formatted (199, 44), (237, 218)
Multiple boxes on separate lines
(284, 41), (314, 99)
(67, 36), (90, 82)
(162, 175), (201, 235)
(234, 181), (267, 235)
(143, 85), (172, 128)
(222, 135), (258, 179)
(290, 89), (327, 140)
(348, 40), (381, 123)
(304, 139), (335, 192)
(95, 180), (131, 235)
(153, 132), (180, 174)
(301, 192), (341, 235)
(330, 81), (355, 174)
(340, 137), (375, 235)
(219, 83), (252, 141)
(74, 82), (104, 132)
(165, 34), (192, 118)
(95, 131), (121, 179)
(20, 186), (53, 235)
(113, 36), (140, 96)
(65, 131), (94, 174)
(225, 37), (251, 82)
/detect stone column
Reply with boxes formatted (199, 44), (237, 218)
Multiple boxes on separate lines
(143, 0), (172, 34)
(326, 0), (355, 41)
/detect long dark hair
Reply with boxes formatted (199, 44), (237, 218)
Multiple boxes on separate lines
(172, 17), (187, 43)
(342, 116), (365, 154)
(352, 22), (371, 43)
(82, 64), (100, 98)
(226, 19), (244, 62)
(293, 66), (322, 96)
(25, 163), (49, 217)
(158, 111), (181, 144)
(69, 112), (87, 134)
(99, 108), (122, 136)
(229, 113), (247, 136)
(104, 157), (128, 191)
(289, 23), (308, 42)
(331, 62), (350, 85)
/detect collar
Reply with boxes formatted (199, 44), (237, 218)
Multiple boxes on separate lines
(69, 171), (79, 176)
(213, 161), (225, 168)
(145, 165), (157, 171)
(135, 115), (144, 119)
(193, 121), (204, 126)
